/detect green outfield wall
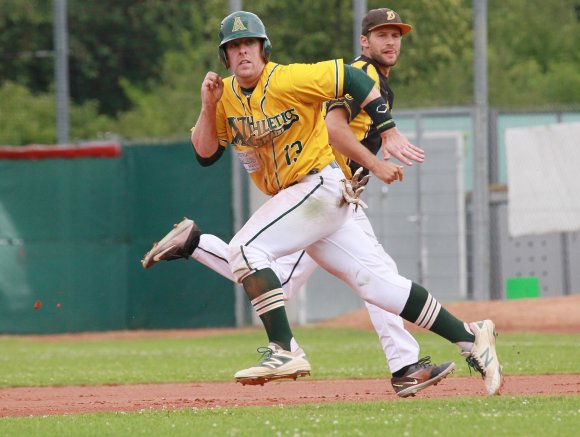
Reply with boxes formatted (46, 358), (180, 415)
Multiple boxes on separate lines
(0, 142), (235, 334)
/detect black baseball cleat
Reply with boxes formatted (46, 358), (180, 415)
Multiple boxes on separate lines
(391, 356), (455, 398)
(141, 218), (201, 269)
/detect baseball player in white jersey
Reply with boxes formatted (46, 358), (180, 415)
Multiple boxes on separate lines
(143, 11), (503, 396)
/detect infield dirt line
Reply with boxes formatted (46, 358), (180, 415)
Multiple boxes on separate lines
(1, 375), (578, 417)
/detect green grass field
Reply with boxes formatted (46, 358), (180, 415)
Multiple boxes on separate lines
(1, 327), (579, 436)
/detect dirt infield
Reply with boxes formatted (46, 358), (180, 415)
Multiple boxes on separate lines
(1, 295), (579, 417)
(2, 375), (579, 418)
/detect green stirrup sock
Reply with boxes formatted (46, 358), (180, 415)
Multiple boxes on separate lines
(400, 282), (475, 343)
(243, 268), (293, 350)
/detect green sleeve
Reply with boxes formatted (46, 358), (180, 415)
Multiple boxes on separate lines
(343, 64), (375, 104)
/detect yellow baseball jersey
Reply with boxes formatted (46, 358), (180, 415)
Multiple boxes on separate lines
(345, 57), (382, 142)
(215, 60), (345, 196)
(327, 56), (388, 180)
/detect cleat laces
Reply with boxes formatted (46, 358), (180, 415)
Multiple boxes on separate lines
(465, 355), (485, 376)
(413, 356), (432, 368)
(256, 346), (275, 364)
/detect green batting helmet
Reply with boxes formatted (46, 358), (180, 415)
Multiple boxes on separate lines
(218, 11), (272, 68)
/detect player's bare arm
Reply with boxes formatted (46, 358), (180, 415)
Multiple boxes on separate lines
(380, 127), (425, 165)
(367, 155), (404, 183)
(339, 66), (413, 181)
(325, 108), (403, 184)
(191, 72), (224, 158)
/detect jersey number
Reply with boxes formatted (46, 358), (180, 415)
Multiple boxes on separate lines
(284, 140), (303, 166)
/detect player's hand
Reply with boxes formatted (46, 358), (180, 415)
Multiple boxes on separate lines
(380, 127), (424, 165)
(201, 72), (224, 106)
(370, 159), (404, 185)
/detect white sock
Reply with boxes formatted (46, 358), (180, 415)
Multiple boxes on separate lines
(290, 337), (300, 352)
(456, 341), (474, 353)
(456, 323), (475, 353)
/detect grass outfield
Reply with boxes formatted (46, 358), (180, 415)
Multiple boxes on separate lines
(0, 327), (578, 387)
(1, 327), (579, 436)
(1, 396), (578, 436)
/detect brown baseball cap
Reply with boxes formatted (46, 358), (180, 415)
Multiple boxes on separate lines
(361, 8), (412, 35)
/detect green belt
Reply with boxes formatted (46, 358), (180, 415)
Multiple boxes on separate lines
(307, 160), (338, 175)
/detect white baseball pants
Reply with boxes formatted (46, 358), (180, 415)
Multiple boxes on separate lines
(194, 163), (419, 372)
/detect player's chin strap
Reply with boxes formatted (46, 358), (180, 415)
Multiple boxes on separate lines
(339, 167), (370, 212)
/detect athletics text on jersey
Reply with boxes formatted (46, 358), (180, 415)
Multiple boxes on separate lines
(216, 60), (345, 195)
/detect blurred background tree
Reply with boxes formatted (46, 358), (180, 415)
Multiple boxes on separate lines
(487, 0), (580, 108)
(0, 0), (578, 145)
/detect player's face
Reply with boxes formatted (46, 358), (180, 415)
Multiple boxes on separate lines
(225, 37), (266, 87)
(361, 26), (402, 73)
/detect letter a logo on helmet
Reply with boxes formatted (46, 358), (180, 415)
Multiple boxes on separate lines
(218, 11), (272, 68)
(231, 16), (247, 32)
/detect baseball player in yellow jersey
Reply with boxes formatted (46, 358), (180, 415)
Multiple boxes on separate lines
(145, 10), (503, 396)
(142, 8), (455, 397)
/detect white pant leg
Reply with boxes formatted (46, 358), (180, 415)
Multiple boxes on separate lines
(193, 234), (317, 300)
(364, 302), (419, 373)
(196, 231), (417, 371)
(228, 165), (351, 281)
(229, 165), (413, 315)
(200, 165), (419, 373)
(191, 234), (236, 282)
(275, 251), (318, 300)
(306, 218), (412, 317)
(354, 209), (420, 373)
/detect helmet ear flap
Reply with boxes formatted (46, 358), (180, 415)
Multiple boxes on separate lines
(262, 38), (272, 61)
